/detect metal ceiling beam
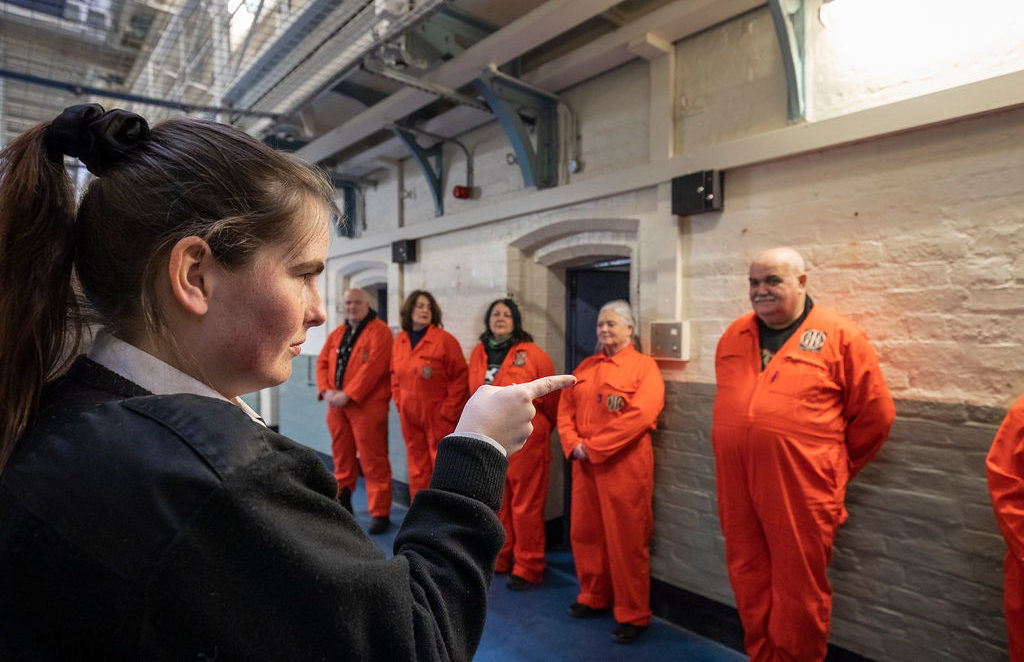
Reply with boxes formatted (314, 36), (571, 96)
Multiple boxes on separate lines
(361, 58), (489, 112)
(331, 79), (390, 107)
(294, 0), (625, 166)
(300, 0), (765, 174)
(236, 0), (448, 134)
(411, 6), (496, 59)
(474, 66), (560, 189)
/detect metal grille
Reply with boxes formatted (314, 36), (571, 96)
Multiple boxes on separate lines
(0, 0), (447, 145)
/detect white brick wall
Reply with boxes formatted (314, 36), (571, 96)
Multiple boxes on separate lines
(674, 7), (788, 154)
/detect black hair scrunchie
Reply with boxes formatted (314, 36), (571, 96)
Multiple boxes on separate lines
(44, 103), (150, 176)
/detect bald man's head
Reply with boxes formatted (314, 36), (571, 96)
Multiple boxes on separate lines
(748, 247), (808, 329)
(343, 288), (371, 324)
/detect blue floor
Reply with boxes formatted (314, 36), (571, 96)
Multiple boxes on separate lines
(348, 479), (746, 662)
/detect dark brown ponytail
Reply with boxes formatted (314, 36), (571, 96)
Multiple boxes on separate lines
(0, 108), (334, 474)
(0, 124), (83, 472)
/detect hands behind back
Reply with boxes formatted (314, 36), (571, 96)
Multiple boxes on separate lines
(455, 375), (576, 455)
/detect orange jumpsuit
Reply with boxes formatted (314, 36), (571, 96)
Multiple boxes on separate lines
(712, 306), (894, 662)
(557, 344), (664, 626)
(469, 341), (557, 583)
(390, 325), (469, 500)
(316, 318), (393, 517)
(987, 398), (1024, 662)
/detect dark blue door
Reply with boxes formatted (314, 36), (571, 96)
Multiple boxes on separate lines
(559, 261), (629, 545)
(565, 263), (630, 372)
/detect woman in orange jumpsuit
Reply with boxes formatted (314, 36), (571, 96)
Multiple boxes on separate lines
(987, 398), (1024, 662)
(469, 298), (557, 590)
(390, 290), (469, 501)
(557, 299), (664, 645)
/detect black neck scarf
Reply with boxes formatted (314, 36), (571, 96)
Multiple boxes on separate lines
(483, 336), (513, 385)
(335, 309), (377, 386)
(757, 295), (813, 370)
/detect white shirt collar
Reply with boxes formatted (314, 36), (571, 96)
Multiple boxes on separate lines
(87, 332), (266, 427)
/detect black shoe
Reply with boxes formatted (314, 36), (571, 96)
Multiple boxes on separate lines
(337, 487), (353, 514)
(568, 602), (608, 618)
(506, 574), (535, 591)
(612, 623), (647, 644)
(368, 516), (390, 534)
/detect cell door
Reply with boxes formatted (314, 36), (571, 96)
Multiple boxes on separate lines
(560, 260), (629, 545)
(565, 261), (630, 372)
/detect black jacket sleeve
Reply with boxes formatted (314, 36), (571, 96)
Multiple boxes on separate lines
(140, 435), (506, 662)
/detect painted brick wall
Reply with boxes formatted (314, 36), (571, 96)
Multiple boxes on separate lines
(681, 107), (1024, 405)
(323, 8), (1024, 661)
(674, 7), (788, 156)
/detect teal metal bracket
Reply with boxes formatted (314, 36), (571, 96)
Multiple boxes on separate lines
(391, 126), (446, 217)
(331, 178), (360, 237)
(767, 0), (806, 123)
(387, 123), (473, 196)
(411, 6), (496, 60)
(473, 65), (559, 189)
(330, 176), (375, 237)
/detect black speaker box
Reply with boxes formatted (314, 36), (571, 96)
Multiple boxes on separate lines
(392, 239), (417, 264)
(672, 170), (723, 216)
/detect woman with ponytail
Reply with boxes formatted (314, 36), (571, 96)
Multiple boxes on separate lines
(0, 104), (573, 660)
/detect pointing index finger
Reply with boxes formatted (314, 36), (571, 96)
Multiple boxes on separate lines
(519, 374), (576, 400)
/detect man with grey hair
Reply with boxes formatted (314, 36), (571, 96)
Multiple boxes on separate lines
(712, 247), (895, 661)
(317, 288), (394, 534)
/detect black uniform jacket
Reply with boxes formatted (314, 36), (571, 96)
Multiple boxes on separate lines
(0, 357), (506, 661)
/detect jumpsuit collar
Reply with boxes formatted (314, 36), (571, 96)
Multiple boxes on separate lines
(600, 343), (638, 365)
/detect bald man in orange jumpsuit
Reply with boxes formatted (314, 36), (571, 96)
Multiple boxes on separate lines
(391, 291), (469, 501)
(987, 398), (1024, 662)
(317, 287), (393, 533)
(558, 300), (664, 645)
(712, 247), (894, 662)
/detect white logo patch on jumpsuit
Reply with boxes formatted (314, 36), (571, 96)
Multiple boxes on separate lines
(798, 329), (826, 353)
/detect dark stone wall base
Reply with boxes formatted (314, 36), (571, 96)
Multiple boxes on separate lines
(650, 579), (876, 661)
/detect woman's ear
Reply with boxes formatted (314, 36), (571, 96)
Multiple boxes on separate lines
(167, 236), (214, 316)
